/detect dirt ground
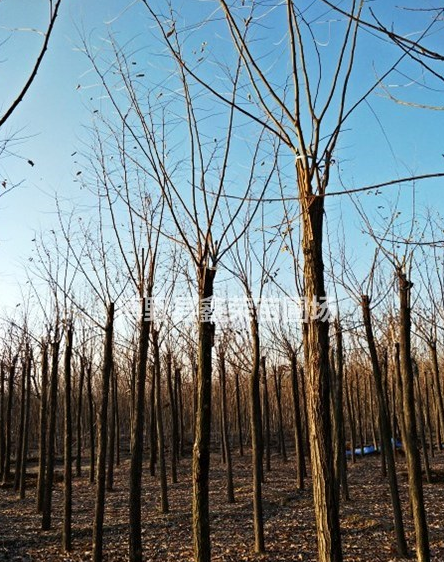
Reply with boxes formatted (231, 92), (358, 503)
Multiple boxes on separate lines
(1, 451), (443, 561)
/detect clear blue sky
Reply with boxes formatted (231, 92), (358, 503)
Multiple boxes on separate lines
(1, 0), (443, 314)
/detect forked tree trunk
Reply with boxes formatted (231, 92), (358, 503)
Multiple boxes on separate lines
(92, 303), (115, 562)
(192, 265), (215, 562)
(397, 270), (430, 562)
(129, 297), (151, 562)
(63, 325), (73, 552)
(361, 295), (407, 555)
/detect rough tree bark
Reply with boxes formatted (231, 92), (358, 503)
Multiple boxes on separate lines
(192, 265), (215, 562)
(129, 297), (151, 562)
(361, 295), (407, 555)
(92, 303), (115, 562)
(397, 270), (430, 562)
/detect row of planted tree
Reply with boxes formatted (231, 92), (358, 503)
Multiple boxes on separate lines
(1, 258), (443, 561)
(2, 2), (444, 562)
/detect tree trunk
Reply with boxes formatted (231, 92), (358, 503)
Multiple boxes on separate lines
(192, 265), (215, 562)
(76, 355), (85, 478)
(414, 368), (431, 484)
(14, 356), (27, 492)
(92, 302), (115, 562)
(273, 366), (287, 462)
(0, 362), (5, 481)
(2, 357), (17, 483)
(87, 361), (95, 484)
(129, 297), (150, 562)
(219, 351), (235, 503)
(250, 315), (265, 553)
(261, 356), (271, 474)
(153, 329), (169, 514)
(149, 366), (157, 477)
(42, 335), (60, 530)
(290, 352), (304, 490)
(361, 295), (407, 555)
(429, 341), (444, 446)
(175, 367), (185, 458)
(166, 353), (178, 484)
(63, 325), (73, 552)
(301, 191), (342, 562)
(19, 350), (32, 499)
(397, 270), (430, 562)
(235, 371), (244, 457)
(106, 364), (116, 492)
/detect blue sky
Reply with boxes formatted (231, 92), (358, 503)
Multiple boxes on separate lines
(1, 0), (443, 315)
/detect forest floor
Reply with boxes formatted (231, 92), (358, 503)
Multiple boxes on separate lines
(1, 450), (444, 561)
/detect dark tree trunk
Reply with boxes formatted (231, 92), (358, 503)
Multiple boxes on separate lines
(42, 335), (60, 530)
(250, 315), (265, 553)
(219, 351), (235, 503)
(19, 350), (32, 499)
(397, 270), (430, 562)
(153, 329), (169, 514)
(87, 361), (95, 484)
(14, 356), (27, 492)
(290, 352), (304, 490)
(235, 371), (244, 457)
(423, 372), (434, 458)
(166, 353), (178, 484)
(92, 303), (115, 562)
(192, 265), (215, 562)
(3, 357), (17, 483)
(175, 367), (185, 458)
(76, 355), (85, 478)
(106, 365), (116, 492)
(149, 366), (157, 477)
(0, 362), (5, 481)
(429, 341), (444, 445)
(331, 321), (349, 502)
(129, 297), (150, 562)
(361, 295), (407, 555)
(273, 366), (287, 462)
(345, 373), (357, 464)
(414, 366), (431, 484)
(261, 356), (271, 473)
(63, 325), (73, 552)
